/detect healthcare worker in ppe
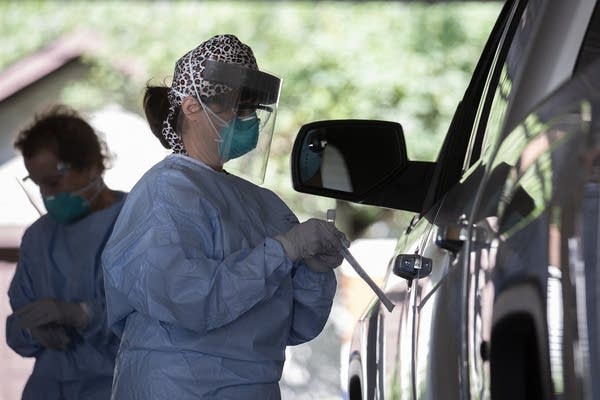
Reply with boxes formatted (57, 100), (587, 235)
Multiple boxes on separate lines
(6, 105), (126, 400)
(101, 34), (348, 400)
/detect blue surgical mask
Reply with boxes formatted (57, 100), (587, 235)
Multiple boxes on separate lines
(43, 192), (90, 224)
(300, 134), (323, 181)
(300, 148), (322, 182)
(43, 178), (102, 224)
(218, 114), (260, 161)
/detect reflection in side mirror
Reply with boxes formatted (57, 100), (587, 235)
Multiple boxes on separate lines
(292, 120), (435, 212)
(298, 129), (354, 192)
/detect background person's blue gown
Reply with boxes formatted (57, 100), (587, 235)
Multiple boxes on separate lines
(6, 193), (126, 400)
(102, 154), (337, 400)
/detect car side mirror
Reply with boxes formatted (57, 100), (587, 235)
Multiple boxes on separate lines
(291, 119), (435, 212)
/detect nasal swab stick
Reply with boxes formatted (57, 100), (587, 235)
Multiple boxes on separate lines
(327, 209), (395, 312)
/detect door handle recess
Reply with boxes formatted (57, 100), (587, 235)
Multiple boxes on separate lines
(436, 225), (467, 253)
(436, 224), (489, 253)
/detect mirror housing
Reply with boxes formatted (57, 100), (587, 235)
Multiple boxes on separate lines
(291, 119), (435, 212)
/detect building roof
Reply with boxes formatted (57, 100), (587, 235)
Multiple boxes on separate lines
(0, 30), (104, 103)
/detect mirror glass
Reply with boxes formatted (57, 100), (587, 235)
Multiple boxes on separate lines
(295, 121), (406, 195)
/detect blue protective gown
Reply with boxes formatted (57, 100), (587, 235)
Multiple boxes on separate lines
(102, 154), (336, 399)
(6, 192), (126, 400)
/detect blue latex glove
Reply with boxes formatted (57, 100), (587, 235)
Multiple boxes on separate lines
(275, 218), (349, 262)
(29, 323), (71, 350)
(14, 298), (89, 330)
(303, 252), (344, 273)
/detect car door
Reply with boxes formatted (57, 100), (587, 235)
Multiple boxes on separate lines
(469, 72), (599, 400)
(466, 2), (599, 398)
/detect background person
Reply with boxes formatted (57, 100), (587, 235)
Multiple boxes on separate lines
(5, 105), (126, 400)
(102, 34), (347, 399)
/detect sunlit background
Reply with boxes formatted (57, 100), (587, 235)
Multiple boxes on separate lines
(0, 1), (500, 399)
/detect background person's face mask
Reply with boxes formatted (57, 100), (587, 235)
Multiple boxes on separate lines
(43, 178), (101, 223)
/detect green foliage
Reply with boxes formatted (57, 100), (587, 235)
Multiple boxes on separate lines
(0, 0), (500, 233)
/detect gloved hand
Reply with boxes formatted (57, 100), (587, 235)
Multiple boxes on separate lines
(14, 298), (89, 330)
(303, 251), (344, 273)
(30, 323), (71, 351)
(275, 218), (349, 262)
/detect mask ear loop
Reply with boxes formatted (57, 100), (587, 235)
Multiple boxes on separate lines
(188, 53), (225, 145)
(57, 162), (102, 199)
(73, 176), (105, 204)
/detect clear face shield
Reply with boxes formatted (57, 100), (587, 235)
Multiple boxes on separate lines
(201, 60), (281, 184)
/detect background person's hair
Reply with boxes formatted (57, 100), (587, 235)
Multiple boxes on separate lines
(14, 105), (108, 173)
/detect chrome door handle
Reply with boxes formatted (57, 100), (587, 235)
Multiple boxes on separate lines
(393, 254), (432, 284)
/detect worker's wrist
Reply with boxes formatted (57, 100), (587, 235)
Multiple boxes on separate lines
(77, 302), (90, 330)
(64, 301), (89, 330)
(274, 235), (298, 261)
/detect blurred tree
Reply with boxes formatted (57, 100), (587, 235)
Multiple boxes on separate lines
(0, 0), (500, 238)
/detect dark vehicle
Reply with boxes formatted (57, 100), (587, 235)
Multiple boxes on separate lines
(291, 0), (600, 399)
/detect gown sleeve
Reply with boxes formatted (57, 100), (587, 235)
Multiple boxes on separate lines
(287, 262), (336, 345)
(256, 188), (337, 345)
(6, 229), (44, 357)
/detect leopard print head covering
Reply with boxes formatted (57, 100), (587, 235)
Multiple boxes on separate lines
(162, 34), (258, 154)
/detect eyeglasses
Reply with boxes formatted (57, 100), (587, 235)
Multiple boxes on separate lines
(22, 162), (70, 186)
(235, 104), (273, 120)
(204, 98), (275, 126)
(237, 104), (273, 113)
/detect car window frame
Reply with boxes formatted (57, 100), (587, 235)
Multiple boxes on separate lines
(419, 0), (523, 214)
(463, 0), (530, 171)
